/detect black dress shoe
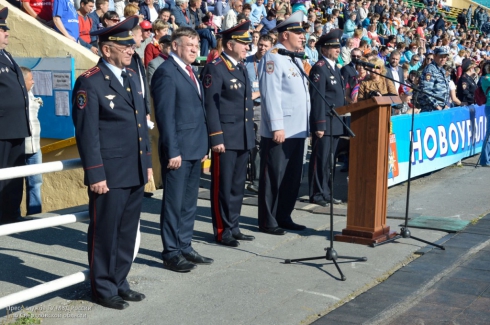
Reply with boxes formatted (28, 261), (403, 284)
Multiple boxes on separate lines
(259, 227), (286, 235)
(97, 296), (129, 310)
(246, 183), (259, 193)
(183, 250), (214, 265)
(312, 200), (330, 207)
(232, 232), (255, 241)
(326, 197), (342, 205)
(218, 236), (240, 247)
(118, 289), (145, 302)
(163, 254), (197, 272)
(278, 222), (306, 231)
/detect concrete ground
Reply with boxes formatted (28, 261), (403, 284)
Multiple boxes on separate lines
(0, 155), (489, 325)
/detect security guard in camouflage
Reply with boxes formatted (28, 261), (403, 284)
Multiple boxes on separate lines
(418, 47), (450, 112)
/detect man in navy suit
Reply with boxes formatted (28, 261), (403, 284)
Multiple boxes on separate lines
(151, 27), (213, 273)
(201, 21), (255, 248)
(72, 16), (152, 310)
(0, 8), (31, 225)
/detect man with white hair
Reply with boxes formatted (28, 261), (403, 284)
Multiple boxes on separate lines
(222, 0), (242, 30)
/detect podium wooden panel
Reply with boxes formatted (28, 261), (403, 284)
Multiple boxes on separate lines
(334, 96), (401, 245)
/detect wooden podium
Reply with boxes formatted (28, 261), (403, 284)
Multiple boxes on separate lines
(334, 96), (401, 245)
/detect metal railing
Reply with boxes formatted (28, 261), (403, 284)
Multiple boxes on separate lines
(0, 159), (141, 310)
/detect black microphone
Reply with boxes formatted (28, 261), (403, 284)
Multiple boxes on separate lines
(352, 58), (382, 69)
(277, 48), (309, 60)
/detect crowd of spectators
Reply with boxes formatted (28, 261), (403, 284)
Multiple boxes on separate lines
(7, 0), (490, 113)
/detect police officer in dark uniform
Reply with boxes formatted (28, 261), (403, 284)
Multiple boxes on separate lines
(0, 8), (31, 225)
(308, 29), (346, 207)
(201, 21), (255, 247)
(72, 16), (152, 310)
(457, 58), (477, 106)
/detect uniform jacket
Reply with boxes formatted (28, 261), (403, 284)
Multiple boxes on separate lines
(72, 59), (151, 188)
(456, 73), (477, 105)
(258, 43), (310, 139)
(0, 50), (30, 140)
(418, 62), (449, 111)
(151, 55), (208, 161)
(129, 52), (151, 115)
(309, 56), (346, 135)
(201, 54), (254, 150)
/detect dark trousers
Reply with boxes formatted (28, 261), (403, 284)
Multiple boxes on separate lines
(211, 150), (248, 241)
(249, 104), (261, 183)
(160, 159), (201, 261)
(87, 185), (144, 299)
(258, 137), (304, 229)
(308, 134), (339, 202)
(0, 138), (25, 222)
(197, 28), (217, 56)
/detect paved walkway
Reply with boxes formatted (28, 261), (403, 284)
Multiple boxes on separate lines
(0, 156), (489, 325)
(315, 214), (490, 325)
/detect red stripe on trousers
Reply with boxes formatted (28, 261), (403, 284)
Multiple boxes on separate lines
(212, 152), (225, 241)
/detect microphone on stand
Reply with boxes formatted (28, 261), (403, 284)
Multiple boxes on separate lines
(277, 48), (309, 60)
(351, 58), (382, 69)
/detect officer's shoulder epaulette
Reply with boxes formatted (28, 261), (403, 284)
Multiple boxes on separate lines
(315, 60), (325, 67)
(127, 67), (136, 73)
(212, 57), (223, 65)
(271, 48), (279, 55)
(81, 66), (101, 78)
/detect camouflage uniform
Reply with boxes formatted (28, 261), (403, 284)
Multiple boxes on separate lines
(418, 62), (449, 112)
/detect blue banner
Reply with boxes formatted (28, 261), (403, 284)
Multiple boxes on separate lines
(388, 105), (487, 187)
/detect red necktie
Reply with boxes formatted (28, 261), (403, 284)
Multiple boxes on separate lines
(182, 9), (189, 23)
(186, 65), (200, 96)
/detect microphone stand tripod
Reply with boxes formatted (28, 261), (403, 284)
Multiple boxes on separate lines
(283, 55), (367, 281)
(361, 67), (445, 250)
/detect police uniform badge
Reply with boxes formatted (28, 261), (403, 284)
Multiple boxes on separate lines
(313, 73), (320, 82)
(203, 74), (212, 88)
(76, 90), (87, 109)
(425, 73), (431, 81)
(266, 61), (274, 74)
